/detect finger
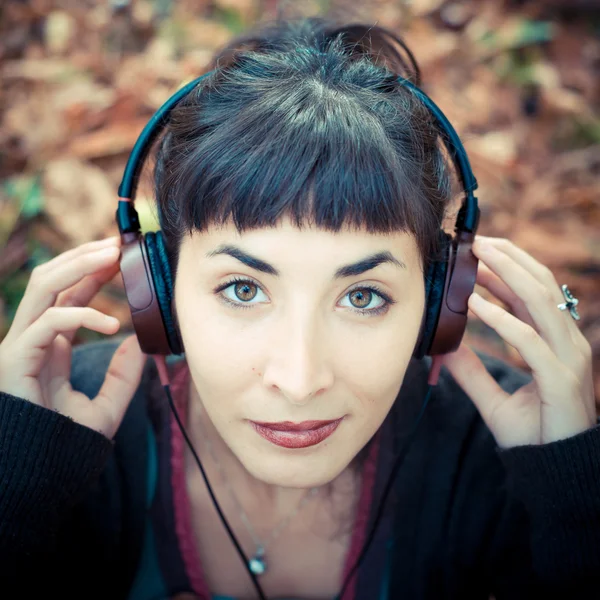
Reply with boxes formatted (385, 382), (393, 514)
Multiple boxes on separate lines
(468, 292), (566, 382)
(6, 237), (120, 340)
(45, 333), (73, 398)
(93, 335), (147, 431)
(56, 260), (122, 343)
(440, 342), (510, 434)
(475, 236), (556, 293)
(472, 240), (576, 367)
(6, 245), (121, 342)
(476, 235), (586, 346)
(476, 262), (535, 329)
(48, 236), (121, 270)
(17, 306), (120, 358)
(56, 259), (121, 308)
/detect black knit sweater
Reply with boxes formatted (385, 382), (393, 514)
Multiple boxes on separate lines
(1, 336), (599, 599)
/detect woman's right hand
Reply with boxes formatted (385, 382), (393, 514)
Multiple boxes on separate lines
(0, 236), (147, 439)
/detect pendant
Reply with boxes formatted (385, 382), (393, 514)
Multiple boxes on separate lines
(248, 545), (267, 575)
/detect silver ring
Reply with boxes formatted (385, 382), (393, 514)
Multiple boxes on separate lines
(557, 284), (580, 321)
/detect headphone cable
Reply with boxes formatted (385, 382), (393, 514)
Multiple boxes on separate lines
(153, 354), (267, 599)
(153, 354), (443, 600)
(334, 354), (441, 599)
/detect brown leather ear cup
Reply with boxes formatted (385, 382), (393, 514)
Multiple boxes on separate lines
(119, 231), (172, 355)
(143, 231), (184, 355)
(413, 228), (478, 358)
(432, 228), (478, 355)
(413, 230), (451, 359)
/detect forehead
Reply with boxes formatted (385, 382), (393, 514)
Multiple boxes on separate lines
(181, 217), (422, 273)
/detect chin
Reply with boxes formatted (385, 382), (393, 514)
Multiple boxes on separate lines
(241, 449), (350, 489)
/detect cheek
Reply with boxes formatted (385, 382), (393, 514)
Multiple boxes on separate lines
(343, 347), (410, 431)
(337, 309), (423, 404)
(336, 329), (415, 454)
(177, 296), (263, 395)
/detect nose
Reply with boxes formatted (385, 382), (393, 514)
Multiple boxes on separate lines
(261, 309), (334, 406)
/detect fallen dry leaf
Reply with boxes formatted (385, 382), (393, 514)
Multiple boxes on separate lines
(42, 158), (117, 246)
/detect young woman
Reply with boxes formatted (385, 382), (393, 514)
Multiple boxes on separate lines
(0, 16), (598, 600)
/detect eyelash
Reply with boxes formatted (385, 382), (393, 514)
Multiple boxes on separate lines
(213, 277), (396, 317)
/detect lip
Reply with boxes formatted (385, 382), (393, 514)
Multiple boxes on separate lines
(249, 418), (344, 449)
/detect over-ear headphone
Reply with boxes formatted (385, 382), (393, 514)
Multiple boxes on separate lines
(116, 72), (480, 362)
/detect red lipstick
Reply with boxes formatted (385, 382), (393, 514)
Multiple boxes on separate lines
(249, 418), (343, 449)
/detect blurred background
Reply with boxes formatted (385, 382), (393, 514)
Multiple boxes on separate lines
(1, 0), (599, 402)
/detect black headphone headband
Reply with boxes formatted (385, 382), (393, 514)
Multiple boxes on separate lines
(117, 71), (479, 236)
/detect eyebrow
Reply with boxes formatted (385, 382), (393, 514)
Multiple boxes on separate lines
(205, 244), (406, 279)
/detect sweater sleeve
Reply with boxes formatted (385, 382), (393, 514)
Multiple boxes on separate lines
(488, 423), (600, 598)
(0, 337), (153, 596)
(429, 352), (600, 599)
(0, 390), (114, 567)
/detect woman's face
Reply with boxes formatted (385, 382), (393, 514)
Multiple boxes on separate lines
(174, 216), (426, 489)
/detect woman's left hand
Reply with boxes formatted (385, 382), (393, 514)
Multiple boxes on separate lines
(440, 235), (597, 450)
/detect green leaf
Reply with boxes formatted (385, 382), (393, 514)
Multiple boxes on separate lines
(2, 173), (44, 220)
(477, 19), (554, 52)
(212, 6), (245, 35)
(0, 271), (30, 324)
(28, 238), (55, 269)
(517, 20), (554, 48)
